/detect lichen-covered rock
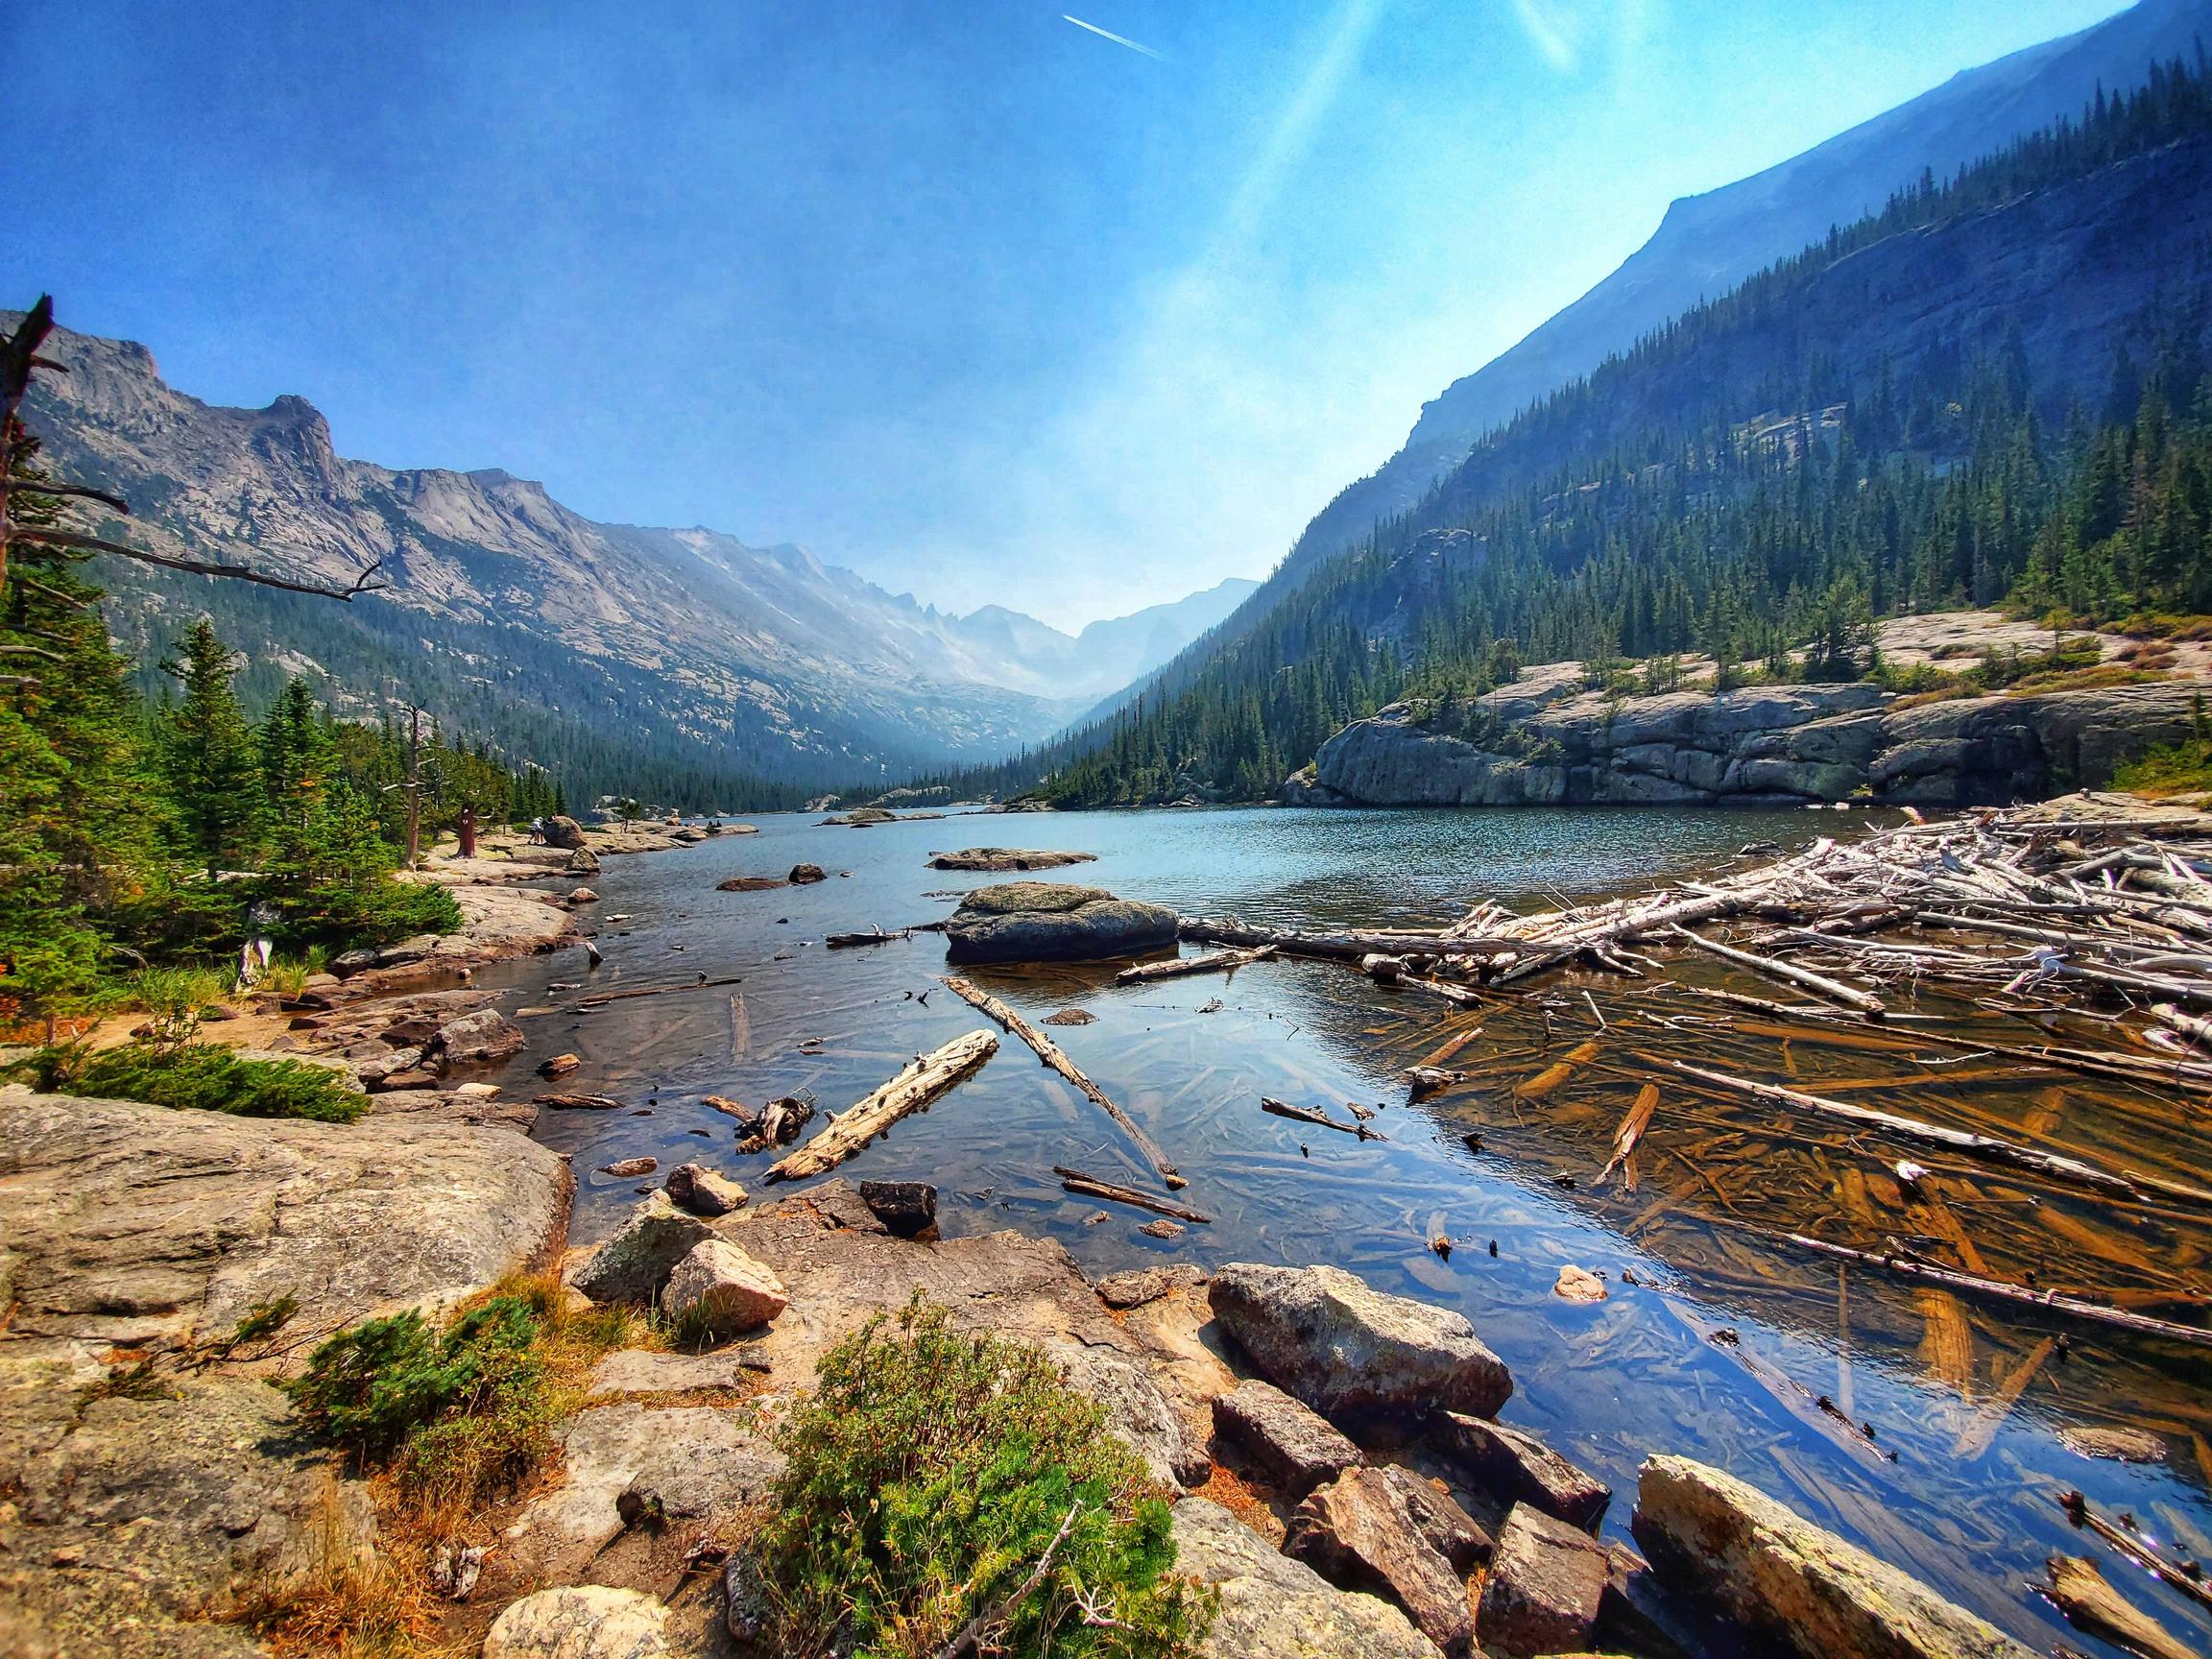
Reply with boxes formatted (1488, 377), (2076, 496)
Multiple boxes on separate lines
(1044, 1336), (1209, 1490)
(482, 1584), (670, 1658)
(1172, 1496), (1447, 1659)
(661, 1238), (787, 1335)
(427, 1007), (526, 1071)
(1476, 1503), (1609, 1657)
(1213, 1378), (1362, 1498)
(944, 881), (1179, 964)
(1208, 1262), (1511, 1421)
(1286, 1466), (1483, 1655)
(1631, 1455), (2037, 1659)
(0, 1084), (570, 1349)
(565, 1192), (717, 1306)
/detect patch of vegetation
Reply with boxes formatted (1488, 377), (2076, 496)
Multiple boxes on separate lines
(14, 1038), (367, 1122)
(287, 1295), (543, 1466)
(2113, 693), (2212, 795)
(757, 1299), (1214, 1658)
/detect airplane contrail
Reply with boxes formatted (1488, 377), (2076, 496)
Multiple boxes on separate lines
(1063, 13), (1164, 60)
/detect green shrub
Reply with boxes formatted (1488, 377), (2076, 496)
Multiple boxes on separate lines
(758, 1300), (1213, 1659)
(286, 1296), (542, 1464)
(16, 1039), (366, 1122)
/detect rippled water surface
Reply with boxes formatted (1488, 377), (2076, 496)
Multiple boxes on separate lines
(475, 805), (2212, 1657)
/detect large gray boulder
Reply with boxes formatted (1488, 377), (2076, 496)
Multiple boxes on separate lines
(1631, 1455), (2037, 1659)
(0, 1084), (570, 1349)
(1172, 1497), (1447, 1659)
(1208, 1262), (1511, 1421)
(944, 881), (1178, 964)
(565, 1192), (717, 1306)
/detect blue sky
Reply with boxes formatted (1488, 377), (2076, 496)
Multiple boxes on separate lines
(13, 0), (2126, 629)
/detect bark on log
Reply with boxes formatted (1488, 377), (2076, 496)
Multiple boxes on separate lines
(1052, 1166), (1213, 1222)
(1114, 945), (1276, 984)
(765, 1030), (998, 1182)
(1260, 1096), (1387, 1141)
(942, 976), (1185, 1188)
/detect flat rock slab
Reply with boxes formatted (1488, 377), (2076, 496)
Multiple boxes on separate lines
(0, 1084), (572, 1351)
(1208, 1262), (1512, 1422)
(1631, 1455), (2037, 1659)
(1286, 1466), (1482, 1655)
(509, 1402), (783, 1575)
(588, 1347), (769, 1398)
(362, 1086), (540, 1133)
(1437, 1411), (1610, 1532)
(944, 880), (1179, 964)
(484, 1584), (672, 1659)
(927, 847), (1098, 871)
(1213, 1378), (1362, 1498)
(1096, 1263), (1208, 1310)
(0, 1358), (376, 1659)
(1477, 1503), (1609, 1658)
(1173, 1496), (1447, 1659)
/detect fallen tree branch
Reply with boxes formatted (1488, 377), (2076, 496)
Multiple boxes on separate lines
(766, 1030), (998, 1182)
(1053, 1166), (1212, 1222)
(1261, 1096), (1386, 1141)
(943, 976), (1184, 1188)
(1670, 925), (1887, 1018)
(1114, 945), (1275, 984)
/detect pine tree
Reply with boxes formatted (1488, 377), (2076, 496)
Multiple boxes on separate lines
(158, 618), (263, 878)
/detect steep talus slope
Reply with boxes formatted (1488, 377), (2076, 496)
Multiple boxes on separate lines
(1285, 0), (2212, 582)
(16, 323), (1093, 794)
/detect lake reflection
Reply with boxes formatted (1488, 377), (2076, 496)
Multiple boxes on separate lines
(475, 805), (2212, 1657)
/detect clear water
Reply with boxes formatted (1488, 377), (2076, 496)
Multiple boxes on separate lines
(473, 805), (2212, 1656)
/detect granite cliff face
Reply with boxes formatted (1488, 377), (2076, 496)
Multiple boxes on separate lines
(1297, 665), (2203, 809)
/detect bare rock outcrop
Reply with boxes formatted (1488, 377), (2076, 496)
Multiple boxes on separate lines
(944, 880), (1179, 965)
(1207, 1262), (1512, 1421)
(1631, 1454), (2037, 1659)
(1173, 1496), (1447, 1659)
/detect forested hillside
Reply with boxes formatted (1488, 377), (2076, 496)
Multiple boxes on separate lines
(953, 56), (2212, 808)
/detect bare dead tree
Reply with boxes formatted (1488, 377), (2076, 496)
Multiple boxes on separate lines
(0, 295), (389, 628)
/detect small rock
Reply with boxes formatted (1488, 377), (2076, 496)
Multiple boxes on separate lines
(724, 1550), (773, 1645)
(538, 1052), (583, 1079)
(1435, 1412), (1610, 1532)
(427, 1539), (484, 1601)
(376, 1068), (441, 1092)
(1044, 1006), (1098, 1025)
(566, 1191), (717, 1305)
(1081, 1210), (1112, 1227)
(1094, 1264), (1206, 1310)
(429, 1008), (527, 1071)
(1213, 1378), (1362, 1498)
(1552, 1264), (1607, 1303)
(661, 1238), (788, 1336)
(857, 1179), (937, 1237)
(483, 1584), (670, 1658)
(718, 876), (787, 891)
(452, 1081), (502, 1098)
(2057, 1424), (2166, 1462)
(788, 863), (829, 884)
(569, 886), (600, 902)
(1476, 1503), (1608, 1658)
(1139, 1218), (1185, 1239)
(1210, 1261), (1512, 1421)
(600, 1156), (658, 1178)
(1286, 1466), (1482, 1655)
(665, 1162), (749, 1216)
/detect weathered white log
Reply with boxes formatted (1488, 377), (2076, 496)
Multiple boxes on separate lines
(765, 1030), (997, 1183)
(2151, 1001), (2212, 1049)
(1114, 945), (1276, 984)
(1669, 926), (1887, 1018)
(942, 976), (1184, 1188)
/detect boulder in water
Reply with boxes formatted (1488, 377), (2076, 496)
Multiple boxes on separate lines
(944, 881), (1177, 965)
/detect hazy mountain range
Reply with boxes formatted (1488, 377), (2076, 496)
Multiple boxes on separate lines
(16, 325), (1252, 795)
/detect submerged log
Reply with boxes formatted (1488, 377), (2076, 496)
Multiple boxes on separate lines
(1712, 1219), (2212, 1350)
(1261, 1096), (1387, 1141)
(572, 972), (746, 1009)
(1114, 945), (1276, 984)
(533, 1092), (626, 1111)
(1597, 1084), (1659, 1190)
(1670, 1061), (2212, 1209)
(2041, 1555), (2198, 1659)
(764, 1030), (997, 1183)
(1052, 1166), (1213, 1222)
(942, 976), (1185, 1188)
(1180, 916), (1544, 961)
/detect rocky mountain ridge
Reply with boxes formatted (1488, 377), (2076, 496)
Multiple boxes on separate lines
(1281, 0), (2212, 586)
(16, 320), (1238, 794)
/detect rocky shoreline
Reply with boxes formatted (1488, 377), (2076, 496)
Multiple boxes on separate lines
(0, 814), (2148, 1658)
(1286, 662), (2205, 809)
